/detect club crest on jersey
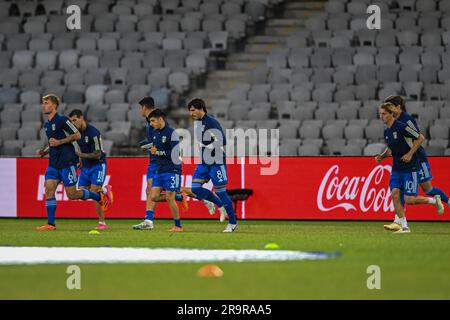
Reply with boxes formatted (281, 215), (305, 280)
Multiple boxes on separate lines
(52, 124), (56, 131)
(162, 136), (167, 143)
(85, 136), (89, 143)
(393, 132), (397, 139)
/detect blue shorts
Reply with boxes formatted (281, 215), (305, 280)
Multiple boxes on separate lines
(152, 172), (181, 192)
(389, 170), (418, 196)
(417, 160), (433, 183)
(146, 163), (157, 180)
(193, 164), (228, 186)
(78, 163), (107, 187)
(45, 165), (78, 187)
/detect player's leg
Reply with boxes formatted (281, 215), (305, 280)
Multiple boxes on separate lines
(190, 165), (224, 208)
(152, 191), (189, 212)
(391, 188), (408, 232)
(143, 182), (164, 230)
(404, 192), (443, 214)
(63, 165), (112, 210)
(90, 164), (108, 228)
(418, 161), (448, 212)
(210, 165), (238, 232)
(384, 171), (402, 231)
(78, 166), (105, 229)
(161, 173), (183, 231)
(393, 171), (418, 233)
(166, 191), (183, 231)
(181, 187), (216, 215)
(133, 163), (157, 229)
(37, 167), (59, 230)
(91, 184), (106, 228)
(420, 181), (446, 215)
(405, 195), (434, 205)
(133, 178), (156, 230)
(79, 183), (107, 228)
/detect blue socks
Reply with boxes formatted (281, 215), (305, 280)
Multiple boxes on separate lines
(145, 210), (154, 221)
(216, 187), (237, 224)
(174, 219), (182, 227)
(81, 189), (101, 202)
(45, 198), (56, 225)
(191, 182), (223, 207)
(426, 187), (450, 204)
(175, 194), (183, 202)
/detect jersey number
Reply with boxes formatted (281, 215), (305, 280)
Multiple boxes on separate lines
(405, 180), (416, 193)
(216, 169), (223, 182)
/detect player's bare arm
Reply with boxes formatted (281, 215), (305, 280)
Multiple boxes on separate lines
(36, 145), (50, 157)
(76, 149), (102, 160)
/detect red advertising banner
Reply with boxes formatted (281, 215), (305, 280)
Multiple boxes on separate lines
(244, 157), (450, 221)
(15, 157), (450, 221)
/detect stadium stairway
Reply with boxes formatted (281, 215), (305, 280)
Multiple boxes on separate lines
(176, 0), (326, 126)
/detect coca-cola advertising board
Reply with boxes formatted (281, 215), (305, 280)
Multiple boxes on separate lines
(244, 157), (450, 220)
(2, 157), (449, 220)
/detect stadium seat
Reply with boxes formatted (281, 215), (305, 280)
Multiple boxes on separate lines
(298, 144), (320, 156)
(364, 143), (386, 156)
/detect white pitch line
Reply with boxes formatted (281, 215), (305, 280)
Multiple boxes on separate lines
(0, 247), (339, 265)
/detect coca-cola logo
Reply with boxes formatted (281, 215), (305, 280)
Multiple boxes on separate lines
(317, 165), (394, 213)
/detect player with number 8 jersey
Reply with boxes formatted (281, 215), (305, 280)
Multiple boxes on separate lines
(187, 98), (238, 233)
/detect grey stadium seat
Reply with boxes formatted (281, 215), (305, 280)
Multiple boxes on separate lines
(168, 72), (190, 94)
(17, 127), (38, 140)
(298, 145), (320, 156)
(299, 124), (321, 139)
(341, 145), (363, 156)
(430, 124), (449, 139)
(364, 143), (386, 156)
(365, 123), (385, 143)
(2, 140), (24, 156)
(322, 124), (343, 140)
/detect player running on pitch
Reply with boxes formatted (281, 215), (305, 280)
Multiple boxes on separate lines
(146, 109), (184, 231)
(133, 97), (186, 230)
(36, 94), (112, 231)
(132, 97), (218, 230)
(69, 109), (109, 230)
(376, 102), (425, 233)
(384, 95), (448, 219)
(188, 98), (238, 233)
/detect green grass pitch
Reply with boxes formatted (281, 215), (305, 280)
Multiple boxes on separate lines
(1, 219), (450, 299)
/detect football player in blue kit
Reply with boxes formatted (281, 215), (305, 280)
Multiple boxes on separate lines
(147, 109), (184, 231)
(384, 95), (449, 216)
(132, 97), (216, 230)
(69, 109), (109, 230)
(132, 97), (189, 230)
(35, 94), (112, 231)
(376, 102), (425, 233)
(187, 98), (238, 233)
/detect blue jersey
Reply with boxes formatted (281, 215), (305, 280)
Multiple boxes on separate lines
(150, 123), (181, 174)
(384, 120), (420, 172)
(397, 111), (428, 163)
(77, 124), (106, 168)
(195, 114), (226, 165)
(44, 113), (79, 169)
